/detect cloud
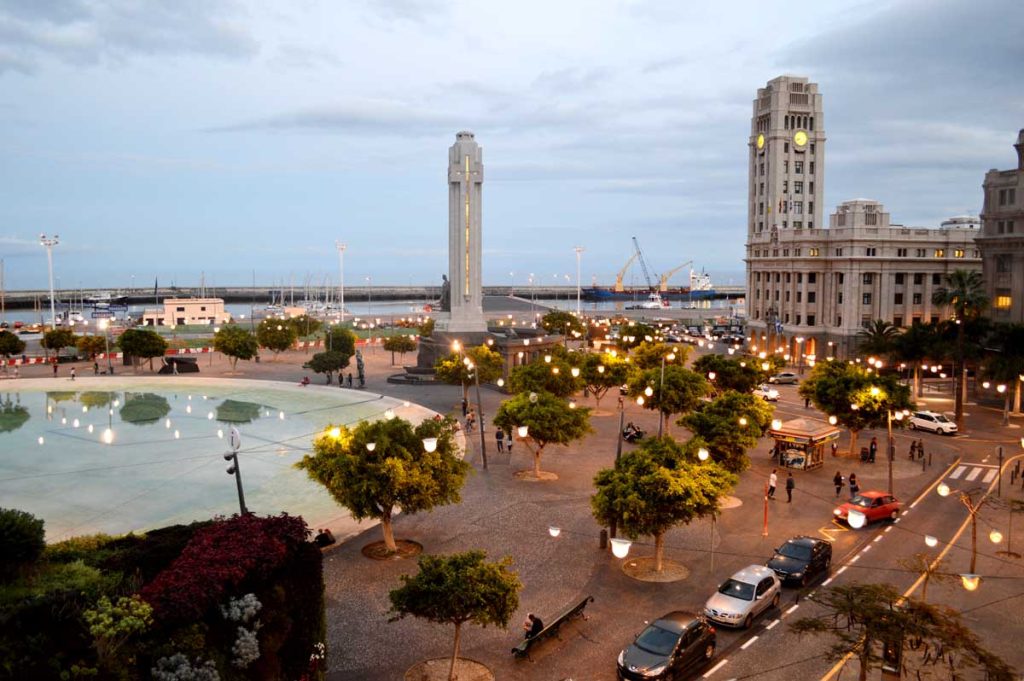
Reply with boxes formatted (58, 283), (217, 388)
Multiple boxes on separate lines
(356, 0), (448, 24)
(0, 0), (258, 74)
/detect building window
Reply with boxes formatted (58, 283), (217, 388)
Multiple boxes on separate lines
(775, 273), (781, 283)
(759, 202), (764, 215)
(932, 273), (941, 285)
(786, 273), (792, 283)
(862, 293), (872, 305)
(807, 315), (816, 326)
(176, 307), (185, 312)
(810, 143), (816, 153)
(809, 248), (820, 256)
(808, 273), (816, 283)
(934, 249), (945, 258)
(916, 248), (926, 257)
(835, 248), (843, 256)
(894, 293), (904, 305)
(783, 249), (790, 256)
(865, 212), (877, 226)
(836, 314), (842, 326)
(796, 291), (802, 302)
(809, 221), (814, 229)
(995, 289), (1012, 311)
(809, 181), (815, 194)
(795, 161), (804, 174)
(861, 316), (872, 328)
(793, 221), (803, 228)
(895, 273), (905, 285)
(893, 316), (903, 327)
(996, 254), (1012, 273)
(863, 273), (873, 285)
(794, 181), (804, 194)
(775, 291), (780, 301)
(784, 161), (789, 172)
(913, 293), (923, 305)
(797, 273), (803, 283)
(784, 143), (790, 153)
(808, 292), (816, 303)
(999, 188), (1017, 205)
(784, 314), (790, 323)
(794, 201), (804, 214)
(837, 273), (844, 284)
(795, 248), (802, 256)
(773, 249), (779, 256)
(897, 248), (907, 257)
(796, 315), (802, 325)
(783, 180), (788, 192)
(759, 163), (764, 176)
(954, 249), (965, 258)
(809, 161), (815, 173)
(865, 247), (877, 256)
(755, 289), (760, 299)
(809, 201), (814, 214)
(913, 273), (924, 285)
(837, 292), (843, 304)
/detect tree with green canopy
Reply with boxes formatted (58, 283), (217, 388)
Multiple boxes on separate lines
(506, 357), (581, 398)
(857, 319), (901, 358)
(418, 317), (435, 338)
(0, 330), (26, 366)
(692, 354), (762, 394)
(627, 365), (708, 436)
(256, 318), (298, 358)
(791, 583), (1013, 681)
(680, 391), (775, 473)
(212, 325), (258, 372)
(303, 350), (350, 384)
(286, 314), (322, 339)
(982, 323), (1024, 414)
(296, 415), (468, 554)
(891, 321), (940, 397)
(116, 329), (168, 372)
(434, 344), (503, 400)
(798, 359), (913, 456)
(616, 321), (660, 350)
(382, 334), (417, 365)
(539, 309), (587, 337)
(41, 328), (78, 358)
(592, 437), (735, 573)
(580, 352), (631, 411)
(76, 335), (108, 360)
(324, 325), (357, 356)
(631, 341), (688, 370)
(493, 390), (591, 479)
(932, 269), (988, 430)
(389, 551), (521, 681)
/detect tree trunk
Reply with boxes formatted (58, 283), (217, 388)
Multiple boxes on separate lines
(594, 393), (603, 410)
(381, 513), (398, 553)
(914, 363), (922, 398)
(533, 448), (543, 478)
(654, 531), (665, 573)
(848, 429), (860, 458)
(922, 574), (929, 603)
(448, 622), (462, 681)
(662, 410), (671, 436)
(858, 643), (870, 681)
(1015, 381), (1021, 415)
(954, 324), (965, 431)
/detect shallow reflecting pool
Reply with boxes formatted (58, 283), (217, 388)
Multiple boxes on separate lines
(0, 378), (434, 541)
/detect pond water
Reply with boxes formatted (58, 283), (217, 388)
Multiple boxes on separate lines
(0, 378), (434, 541)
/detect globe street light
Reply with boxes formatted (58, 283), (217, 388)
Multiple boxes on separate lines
(574, 246), (584, 317)
(335, 241), (347, 323)
(39, 234), (59, 329)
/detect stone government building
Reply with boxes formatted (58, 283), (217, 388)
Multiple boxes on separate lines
(978, 129), (1024, 324)
(744, 75), (982, 359)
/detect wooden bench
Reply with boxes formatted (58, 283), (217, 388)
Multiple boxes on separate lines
(511, 595), (593, 659)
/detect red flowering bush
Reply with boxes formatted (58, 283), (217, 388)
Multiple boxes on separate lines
(141, 514), (308, 624)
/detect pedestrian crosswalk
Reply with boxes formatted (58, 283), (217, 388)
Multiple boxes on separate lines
(948, 464), (998, 485)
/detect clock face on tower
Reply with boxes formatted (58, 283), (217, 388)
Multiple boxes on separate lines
(756, 133), (765, 150)
(793, 130), (808, 147)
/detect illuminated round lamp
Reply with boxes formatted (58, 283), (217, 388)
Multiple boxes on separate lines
(894, 412), (904, 421)
(609, 538), (632, 559)
(990, 529), (1004, 544)
(783, 354), (790, 361)
(422, 437), (438, 453)
(571, 367), (580, 377)
(939, 373), (947, 379)
(569, 400), (577, 409)
(924, 535), (938, 548)
(739, 361), (747, 368)
(61, 417), (67, 425)
(497, 378), (505, 387)
(384, 409), (395, 419)
(698, 340), (704, 347)
(997, 384), (1007, 394)
(165, 418), (172, 429)
(173, 430), (180, 439)
(771, 419), (783, 431)
(217, 429), (224, 439)
(463, 357), (472, 366)
(982, 381), (991, 389)
(636, 396), (645, 406)
(875, 361), (884, 369)
(451, 340), (461, 352)
(404, 401), (411, 408)
(207, 412), (214, 420)
(847, 509), (867, 529)
(279, 410), (285, 420)
(524, 339), (531, 346)
(81, 405), (87, 413)
(698, 447), (710, 461)
(597, 365), (606, 374)
(850, 404), (860, 411)
(87, 424), (94, 434)
(329, 427), (342, 439)
(517, 425), (529, 438)
(708, 372), (716, 381)
(517, 351), (524, 359)
(529, 392), (539, 404)
(739, 417), (748, 426)
(645, 335), (653, 342)
(761, 362), (770, 371)
(937, 483), (951, 497)
(37, 436), (44, 445)
(185, 404), (192, 414)
(544, 355), (552, 363)
(870, 386), (881, 396)
(552, 367), (560, 375)
(102, 428), (114, 445)
(366, 442), (377, 452)
(548, 526), (561, 538)
(759, 352), (767, 359)
(644, 386), (654, 397)
(728, 348), (735, 355)
(960, 574), (981, 591)
(707, 344), (714, 351)
(487, 339), (494, 346)
(828, 415), (838, 426)
(667, 353), (676, 361)
(609, 350), (617, 357)
(72, 418), (80, 428)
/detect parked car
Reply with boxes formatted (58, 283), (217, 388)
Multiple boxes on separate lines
(766, 536), (832, 586)
(909, 410), (957, 435)
(833, 491), (902, 526)
(616, 611), (716, 680)
(768, 372), (799, 385)
(703, 565), (781, 629)
(752, 384), (779, 402)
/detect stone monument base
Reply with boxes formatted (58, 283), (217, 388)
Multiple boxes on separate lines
(415, 331), (496, 370)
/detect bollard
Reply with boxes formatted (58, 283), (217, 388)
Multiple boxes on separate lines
(922, 455), (926, 472)
(599, 528), (608, 549)
(929, 452), (932, 467)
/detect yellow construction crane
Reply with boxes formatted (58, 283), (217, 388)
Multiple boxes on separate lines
(659, 260), (693, 291)
(614, 252), (639, 291)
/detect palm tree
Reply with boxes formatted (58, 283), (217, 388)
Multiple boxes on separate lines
(932, 270), (989, 430)
(857, 319), (901, 358)
(891, 322), (938, 397)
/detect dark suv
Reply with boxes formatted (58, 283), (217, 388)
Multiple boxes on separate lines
(766, 536), (832, 586)
(617, 611), (715, 680)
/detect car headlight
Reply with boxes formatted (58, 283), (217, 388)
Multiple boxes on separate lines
(643, 664), (668, 677)
(833, 508), (842, 516)
(618, 650), (626, 666)
(791, 571), (804, 579)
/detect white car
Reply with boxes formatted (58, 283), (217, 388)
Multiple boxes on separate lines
(704, 565), (781, 629)
(753, 384), (779, 402)
(909, 411), (957, 435)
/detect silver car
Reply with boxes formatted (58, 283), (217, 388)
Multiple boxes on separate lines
(703, 565), (781, 629)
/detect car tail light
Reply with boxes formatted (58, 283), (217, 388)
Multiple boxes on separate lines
(708, 625), (716, 634)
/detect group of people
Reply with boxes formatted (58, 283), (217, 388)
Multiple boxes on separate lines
(766, 468), (796, 503)
(833, 471), (860, 498)
(494, 428), (514, 453)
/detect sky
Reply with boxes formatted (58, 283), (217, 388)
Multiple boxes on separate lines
(0, 0), (1021, 291)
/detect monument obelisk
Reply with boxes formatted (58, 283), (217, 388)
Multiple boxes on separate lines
(445, 131), (487, 332)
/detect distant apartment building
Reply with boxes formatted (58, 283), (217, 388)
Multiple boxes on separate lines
(743, 76), (981, 358)
(142, 298), (231, 326)
(977, 129), (1024, 323)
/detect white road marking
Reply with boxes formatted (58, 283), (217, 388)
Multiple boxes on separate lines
(836, 566), (848, 575)
(784, 604), (799, 615)
(862, 545), (872, 552)
(950, 465), (967, 479)
(873, 536), (882, 542)
(822, 577), (833, 586)
(703, 659), (728, 678)
(966, 467), (982, 482)
(884, 527), (893, 533)
(850, 555), (860, 563)
(766, 619), (780, 630)
(741, 636), (759, 650)
(983, 469), (997, 483)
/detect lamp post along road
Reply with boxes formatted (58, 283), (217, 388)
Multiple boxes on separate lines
(469, 360), (488, 470)
(39, 234), (59, 329)
(574, 246), (584, 317)
(224, 427), (248, 514)
(336, 241), (346, 323)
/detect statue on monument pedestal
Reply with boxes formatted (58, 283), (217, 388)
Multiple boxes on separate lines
(440, 274), (451, 312)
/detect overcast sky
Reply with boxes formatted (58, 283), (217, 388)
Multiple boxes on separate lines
(0, 0), (1021, 291)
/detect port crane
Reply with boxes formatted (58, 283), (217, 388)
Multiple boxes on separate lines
(631, 236), (659, 293)
(613, 252), (639, 292)
(659, 260), (693, 291)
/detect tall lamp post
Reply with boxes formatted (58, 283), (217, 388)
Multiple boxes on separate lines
(795, 336), (805, 374)
(39, 234), (59, 329)
(886, 407), (908, 495)
(574, 246), (584, 317)
(466, 358), (488, 470)
(98, 318), (112, 375)
(335, 241), (347, 323)
(223, 427), (248, 514)
(657, 350), (677, 437)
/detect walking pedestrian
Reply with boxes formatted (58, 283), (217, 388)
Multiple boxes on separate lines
(617, 395), (624, 411)
(869, 437), (878, 463)
(833, 470), (844, 497)
(13, 366), (19, 379)
(70, 367), (76, 381)
(93, 362), (99, 375)
(346, 373), (353, 388)
(768, 468), (778, 499)
(461, 396), (468, 417)
(804, 396), (810, 409)
(506, 430), (513, 454)
(831, 441), (839, 457)
(785, 472), (795, 503)
(917, 439), (925, 460)
(849, 472), (859, 498)
(52, 361), (58, 377)
(495, 429), (504, 452)
(466, 409), (476, 432)
(909, 440), (917, 460)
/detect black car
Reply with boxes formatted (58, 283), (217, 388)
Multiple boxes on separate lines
(617, 611), (715, 680)
(766, 536), (832, 586)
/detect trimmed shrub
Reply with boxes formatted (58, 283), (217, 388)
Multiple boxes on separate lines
(0, 508), (45, 580)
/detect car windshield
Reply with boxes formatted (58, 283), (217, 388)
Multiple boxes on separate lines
(719, 578), (755, 601)
(778, 543), (812, 561)
(849, 495), (872, 508)
(634, 624), (680, 656)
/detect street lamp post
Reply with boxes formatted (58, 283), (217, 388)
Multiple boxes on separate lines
(39, 234), (59, 329)
(574, 246), (584, 317)
(886, 409), (907, 495)
(467, 359), (488, 470)
(998, 383), (1009, 427)
(336, 241), (347, 323)
(657, 351), (677, 438)
(795, 337), (805, 374)
(224, 427), (248, 514)
(99, 319), (112, 375)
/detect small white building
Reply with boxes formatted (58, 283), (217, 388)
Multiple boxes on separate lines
(142, 298), (232, 326)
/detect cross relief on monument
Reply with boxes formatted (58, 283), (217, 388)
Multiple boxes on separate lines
(445, 131), (487, 332)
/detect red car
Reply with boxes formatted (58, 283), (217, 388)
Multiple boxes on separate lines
(833, 491), (901, 526)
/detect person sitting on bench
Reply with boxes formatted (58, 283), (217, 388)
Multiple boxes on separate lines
(299, 376), (311, 386)
(313, 528), (336, 547)
(523, 613), (544, 639)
